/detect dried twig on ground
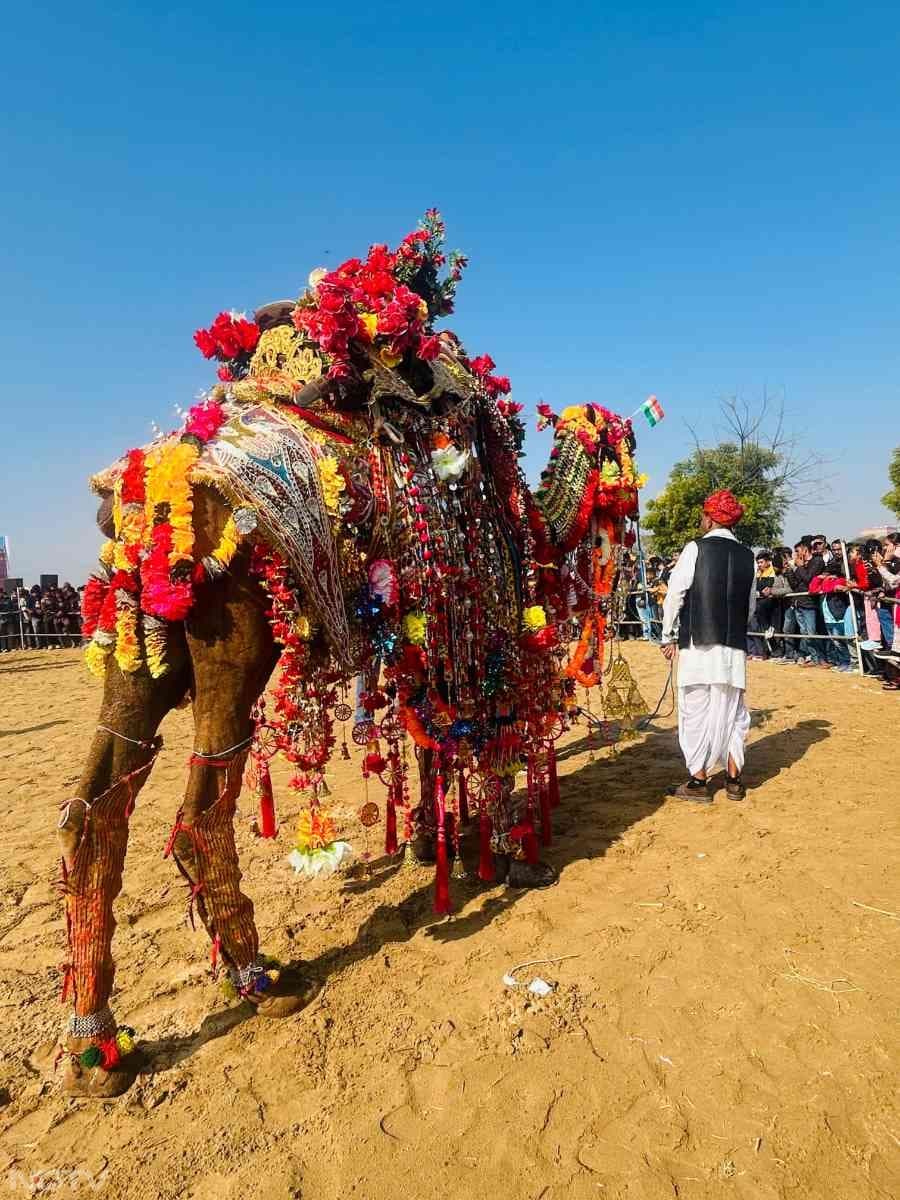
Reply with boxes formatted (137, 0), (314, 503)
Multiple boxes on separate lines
(851, 900), (900, 921)
(780, 949), (860, 996)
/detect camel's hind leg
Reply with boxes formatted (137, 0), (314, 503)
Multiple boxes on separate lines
(171, 562), (311, 1014)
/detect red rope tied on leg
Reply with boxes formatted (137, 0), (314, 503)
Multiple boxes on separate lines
(187, 881), (205, 931)
(163, 817), (185, 860)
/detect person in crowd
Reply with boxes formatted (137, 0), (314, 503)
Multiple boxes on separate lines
(23, 585), (43, 648)
(58, 582), (82, 646)
(811, 534), (833, 567)
(648, 558), (667, 637)
(619, 554), (642, 640)
(872, 543), (900, 686)
(39, 589), (61, 648)
(0, 589), (15, 652)
(789, 541), (828, 667)
(771, 547), (798, 662)
(748, 550), (777, 660)
(762, 550), (791, 660)
(809, 549), (854, 672)
(872, 537), (900, 650)
(660, 489), (756, 803)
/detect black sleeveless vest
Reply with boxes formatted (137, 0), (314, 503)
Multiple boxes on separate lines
(678, 536), (755, 651)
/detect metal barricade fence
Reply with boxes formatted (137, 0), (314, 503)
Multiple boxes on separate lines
(0, 608), (83, 652)
(612, 587), (883, 677)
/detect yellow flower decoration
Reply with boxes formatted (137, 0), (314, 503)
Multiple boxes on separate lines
(359, 312), (378, 341)
(523, 605), (548, 632)
(114, 605), (141, 674)
(145, 440), (199, 565)
(211, 515), (240, 569)
(295, 614), (311, 640)
(317, 455), (346, 513)
(115, 1031), (136, 1056)
(636, 472), (649, 489)
(84, 641), (111, 678)
(600, 460), (621, 485)
(98, 540), (116, 567)
(144, 623), (168, 679)
(296, 808), (338, 852)
(403, 612), (427, 645)
(379, 347), (403, 369)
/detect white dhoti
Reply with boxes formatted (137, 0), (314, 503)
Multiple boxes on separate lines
(678, 683), (750, 776)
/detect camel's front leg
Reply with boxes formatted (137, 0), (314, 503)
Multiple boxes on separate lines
(53, 636), (190, 1097)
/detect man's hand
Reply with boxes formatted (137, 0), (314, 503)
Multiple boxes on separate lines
(660, 643), (677, 661)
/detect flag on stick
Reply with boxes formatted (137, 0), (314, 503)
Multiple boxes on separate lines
(640, 395), (665, 427)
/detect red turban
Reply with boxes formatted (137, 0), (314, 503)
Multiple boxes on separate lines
(703, 489), (744, 527)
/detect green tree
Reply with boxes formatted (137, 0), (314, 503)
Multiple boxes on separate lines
(882, 447), (900, 518)
(643, 396), (824, 553)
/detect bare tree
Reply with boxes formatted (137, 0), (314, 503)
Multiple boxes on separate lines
(687, 390), (831, 511)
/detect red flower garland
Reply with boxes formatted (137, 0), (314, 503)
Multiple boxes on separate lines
(120, 449), (146, 505)
(184, 398), (228, 443)
(141, 523), (194, 621)
(194, 311), (260, 362)
(81, 577), (108, 639)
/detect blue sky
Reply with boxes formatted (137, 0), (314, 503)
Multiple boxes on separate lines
(2, 1), (898, 585)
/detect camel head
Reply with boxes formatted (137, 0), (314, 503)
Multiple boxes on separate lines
(533, 402), (643, 551)
(527, 402), (645, 626)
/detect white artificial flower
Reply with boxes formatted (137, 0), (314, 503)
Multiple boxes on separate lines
(308, 267), (328, 290)
(430, 445), (469, 482)
(287, 841), (353, 880)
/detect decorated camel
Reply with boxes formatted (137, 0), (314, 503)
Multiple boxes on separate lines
(52, 212), (647, 1096)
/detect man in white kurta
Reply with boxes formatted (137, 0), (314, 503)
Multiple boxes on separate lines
(660, 490), (756, 802)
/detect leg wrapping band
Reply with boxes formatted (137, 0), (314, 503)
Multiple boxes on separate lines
(59, 756), (156, 1016)
(169, 759), (258, 971)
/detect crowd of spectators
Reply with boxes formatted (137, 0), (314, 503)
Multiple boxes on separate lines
(624, 533), (900, 686)
(0, 582), (83, 651)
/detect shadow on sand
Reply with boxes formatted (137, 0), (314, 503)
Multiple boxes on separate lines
(141, 713), (831, 1072)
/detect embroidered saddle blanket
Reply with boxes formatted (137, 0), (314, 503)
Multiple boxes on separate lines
(93, 401), (353, 663)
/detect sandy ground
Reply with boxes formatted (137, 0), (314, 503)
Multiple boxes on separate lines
(0, 643), (897, 1200)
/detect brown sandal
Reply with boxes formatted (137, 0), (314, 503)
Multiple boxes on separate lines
(668, 778), (714, 803)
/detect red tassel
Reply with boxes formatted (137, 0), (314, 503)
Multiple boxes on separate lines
(478, 804), (495, 882)
(548, 744), (561, 809)
(433, 773), (451, 914)
(257, 757), (277, 838)
(540, 773), (553, 846)
(163, 817), (184, 859)
(524, 825), (540, 864)
(385, 777), (399, 855)
(458, 770), (470, 826)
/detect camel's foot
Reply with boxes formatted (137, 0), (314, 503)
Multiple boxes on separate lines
(234, 962), (321, 1018)
(50, 1033), (142, 1099)
(495, 854), (558, 889)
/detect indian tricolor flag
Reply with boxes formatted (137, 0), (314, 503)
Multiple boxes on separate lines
(640, 395), (665, 428)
